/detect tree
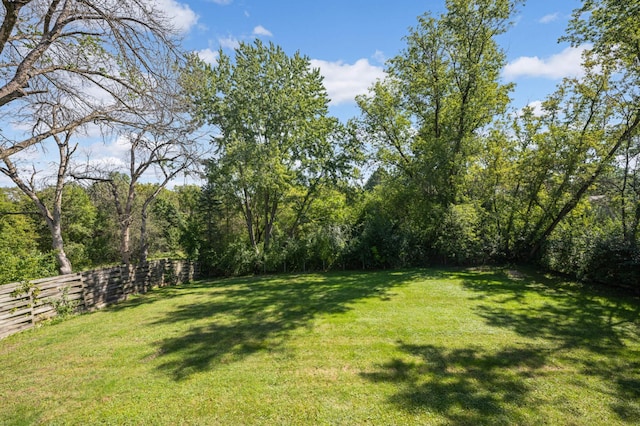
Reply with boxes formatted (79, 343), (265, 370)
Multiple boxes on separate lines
(462, 0), (640, 279)
(187, 40), (360, 258)
(73, 124), (200, 265)
(614, 134), (640, 249)
(0, 0), (184, 161)
(563, 0), (640, 249)
(353, 0), (520, 265)
(55, 182), (96, 269)
(512, 0), (639, 261)
(0, 0), (193, 272)
(69, 37), (202, 265)
(0, 110), (77, 274)
(357, 0), (519, 206)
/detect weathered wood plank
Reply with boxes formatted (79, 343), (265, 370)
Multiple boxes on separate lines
(31, 273), (82, 286)
(0, 323), (32, 339)
(33, 305), (55, 316)
(0, 300), (31, 314)
(0, 307), (32, 321)
(1, 259), (200, 339)
(0, 282), (22, 296)
(36, 279), (83, 292)
(0, 314), (33, 329)
(0, 293), (30, 305)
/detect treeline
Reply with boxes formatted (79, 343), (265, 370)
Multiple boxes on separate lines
(0, 181), (200, 283)
(1, 0), (638, 290)
(181, 0), (638, 289)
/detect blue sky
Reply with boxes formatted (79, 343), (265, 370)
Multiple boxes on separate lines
(1, 0), (589, 187)
(169, 0), (586, 121)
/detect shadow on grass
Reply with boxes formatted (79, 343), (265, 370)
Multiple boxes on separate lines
(150, 270), (424, 380)
(363, 268), (640, 423)
(460, 269), (640, 422)
(459, 268), (640, 350)
(362, 341), (546, 424)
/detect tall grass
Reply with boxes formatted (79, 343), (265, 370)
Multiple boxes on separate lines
(0, 268), (638, 425)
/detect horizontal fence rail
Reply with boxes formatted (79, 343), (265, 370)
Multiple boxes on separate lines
(0, 259), (200, 340)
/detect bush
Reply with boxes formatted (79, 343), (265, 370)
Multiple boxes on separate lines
(583, 239), (640, 292)
(215, 242), (262, 276)
(0, 249), (57, 285)
(434, 203), (484, 265)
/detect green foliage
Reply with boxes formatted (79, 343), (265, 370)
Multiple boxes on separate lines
(10, 280), (40, 301)
(191, 40), (357, 255)
(2, 0), (640, 292)
(584, 238), (640, 290)
(215, 242), (262, 276)
(0, 189), (57, 284)
(344, 178), (429, 270)
(0, 249), (57, 285)
(47, 286), (79, 318)
(185, 39), (362, 272)
(435, 203), (484, 265)
(60, 184), (97, 269)
(350, 0), (523, 269)
(348, 0), (638, 290)
(358, 0), (519, 205)
(173, 185), (205, 260)
(149, 190), (184, 257)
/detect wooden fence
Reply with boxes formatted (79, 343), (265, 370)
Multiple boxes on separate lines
(0, 259), (199, 340)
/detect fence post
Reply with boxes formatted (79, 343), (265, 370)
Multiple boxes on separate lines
(28, 284), (36, 328)
(79, 272), (88, 312)
(119, 264), (128, 301)
(1, 259), (200, 340)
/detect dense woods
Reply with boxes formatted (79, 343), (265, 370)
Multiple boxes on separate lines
(0, 0), (638, 290)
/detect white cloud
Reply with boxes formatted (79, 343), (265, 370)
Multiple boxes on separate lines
(309, 58), (385, 105)
(517, 100), (545, 117)
(75, 135), (130, 172)
(155, 0), (199, 33)
(372, 50), (386, 64)
(80, 155), (127, 171)
(503, 45), (589, 80)
(539, 13), (559, 24)
(253, 25), (273, 37)
(196, 48), (219, 65)
(219, 35), (240, 50)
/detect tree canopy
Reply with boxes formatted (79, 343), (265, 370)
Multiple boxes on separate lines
(185, 40), (361, 264)
(1, 0), (638, 290)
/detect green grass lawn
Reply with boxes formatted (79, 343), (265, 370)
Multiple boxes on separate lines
(0, 268), (638, 425)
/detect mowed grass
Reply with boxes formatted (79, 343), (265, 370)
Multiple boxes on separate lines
(0, 268), (639, 425)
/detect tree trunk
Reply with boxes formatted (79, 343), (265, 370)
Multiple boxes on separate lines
(139, 190), (162, 265)
(631, 200), (640, 250)
(51, 225), (72, 275)
(240, 191), (258, 252)
(120, 221), (131, 265)
(0, 131), (75, 275)
(527, 111), (640, 260)
(140, 205), (149, 264)
(264, 198), (278, 252)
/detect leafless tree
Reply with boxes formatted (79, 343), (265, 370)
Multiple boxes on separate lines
(73, 122), (201, 265)
(0, 0), (201, 271)
(70, 43), (204, 265)
(0, 0), (184, 161)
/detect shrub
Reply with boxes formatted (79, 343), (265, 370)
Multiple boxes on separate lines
(0, 249), (57, 285)
(583, 239), (640, 292)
